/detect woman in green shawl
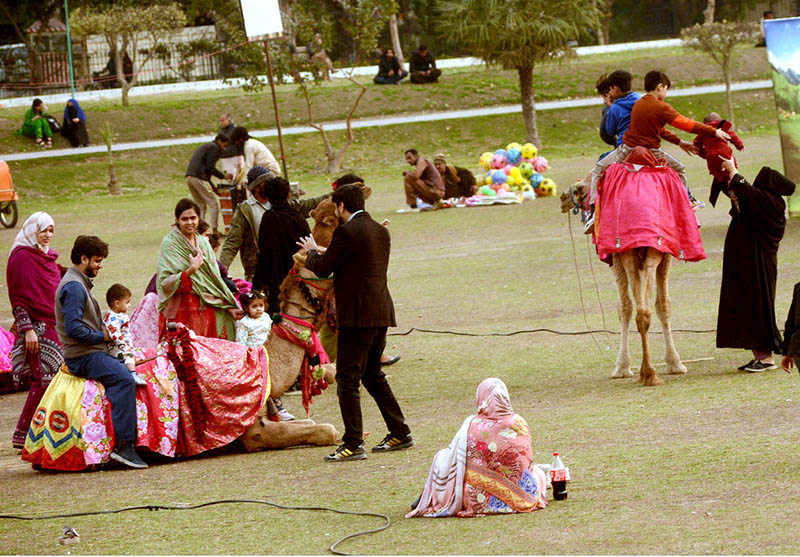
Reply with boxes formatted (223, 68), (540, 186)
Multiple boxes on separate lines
(18, 98), (53, 148)
(157, 198), (241, 339)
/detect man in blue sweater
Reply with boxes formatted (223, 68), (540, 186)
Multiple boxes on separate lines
(55, 235), (146, 469)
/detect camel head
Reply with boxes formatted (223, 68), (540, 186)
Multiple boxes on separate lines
(278, 256), (333, 330)
(310, 198), (339, 248)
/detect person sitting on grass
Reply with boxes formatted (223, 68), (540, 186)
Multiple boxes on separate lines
(584, 70), (729, 233)
(374, 48), (408, 85)
(409, 45), (441, 84)
(407, 377), (548, 517)
(433, 154), (477, 200)
(61, 98), (89, 148)
(403, 148), (444, 210)
(18, 98), (53, 148)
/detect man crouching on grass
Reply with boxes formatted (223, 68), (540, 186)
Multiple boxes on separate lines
(297, 184), (413, 462)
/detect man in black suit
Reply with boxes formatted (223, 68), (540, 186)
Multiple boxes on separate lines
(298, 184), (413, 462)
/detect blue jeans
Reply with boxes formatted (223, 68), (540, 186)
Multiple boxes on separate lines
(66, 352), (137, 442)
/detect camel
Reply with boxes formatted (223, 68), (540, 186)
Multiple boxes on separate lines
(241, 197), (342, 451)
(560, 175), (687, 387)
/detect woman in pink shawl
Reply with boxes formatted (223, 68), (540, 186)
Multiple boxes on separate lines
(407, 377), (547, 518)
(7, 212), (66, 448)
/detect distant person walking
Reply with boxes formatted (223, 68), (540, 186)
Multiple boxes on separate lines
(374, 49), (408, 84)
(409, 45), (441, 84)
(185, 134), (233, 234)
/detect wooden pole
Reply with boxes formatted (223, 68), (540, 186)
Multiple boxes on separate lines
(263, 37), (288, 179)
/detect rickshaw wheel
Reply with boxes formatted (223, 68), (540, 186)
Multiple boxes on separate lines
(0, 201), (18, 229)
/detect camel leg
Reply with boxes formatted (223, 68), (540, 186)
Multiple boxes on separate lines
(611, 254), (634, 378)
(241, 416), (338, 452)
(654, 255), (686, 375)
(624, 250), (663, 386)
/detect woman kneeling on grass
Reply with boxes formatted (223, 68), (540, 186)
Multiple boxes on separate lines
(157, 198), (242, 340)
(407, 377), (548, 518)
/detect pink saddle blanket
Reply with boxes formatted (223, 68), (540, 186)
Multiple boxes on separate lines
(595, 163), (706, 264)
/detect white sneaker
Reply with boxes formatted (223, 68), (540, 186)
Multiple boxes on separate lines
(132, 372), (147, 386)
(417, 200), (433, 211)
(277, 408), (295, 421)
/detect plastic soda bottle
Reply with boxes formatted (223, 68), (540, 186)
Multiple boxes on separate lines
(551, 452), (568, 500)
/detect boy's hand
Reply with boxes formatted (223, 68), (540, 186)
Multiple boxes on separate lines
(715, 128), (731, 141)
(782, 355), (794, 373)
(679, 140), (698, 156)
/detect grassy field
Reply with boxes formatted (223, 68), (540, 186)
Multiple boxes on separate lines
(0, 45), (770, 154)
(1, 76), (800, 554)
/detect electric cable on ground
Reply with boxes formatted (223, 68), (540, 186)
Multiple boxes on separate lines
(0, 499), (389, 556)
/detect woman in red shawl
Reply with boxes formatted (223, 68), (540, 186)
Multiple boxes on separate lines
(408, 377), (547, 518)
(7, 212), (66, 448)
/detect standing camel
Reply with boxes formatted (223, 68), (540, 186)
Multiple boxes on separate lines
(561, 151), (704, 386)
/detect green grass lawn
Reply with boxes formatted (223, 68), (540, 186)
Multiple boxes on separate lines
(1, 82), (800, 554)
(0, 45), (770, 154)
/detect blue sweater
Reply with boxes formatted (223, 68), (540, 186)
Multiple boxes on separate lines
(605, 92), (642, 147)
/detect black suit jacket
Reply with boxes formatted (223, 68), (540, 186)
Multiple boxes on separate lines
(305, 211), (396, 328)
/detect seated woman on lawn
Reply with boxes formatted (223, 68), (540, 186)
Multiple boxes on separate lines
(61, 98), (89, 148)
(157, 198), (241, 340)
(18, 98), (53, 148)
(407, 377), (548, 518)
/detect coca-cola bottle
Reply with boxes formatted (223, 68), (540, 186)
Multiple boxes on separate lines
(551, 452), (568, 500)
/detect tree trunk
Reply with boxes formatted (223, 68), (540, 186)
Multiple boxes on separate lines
(723, 56), (734, 122)
(389, 14), (405, 70)
(593, 0), (605, 45)
(703, 0), (716, 23)
(107, 163), (121, 195)
(601, 0), (614, 44)
(517, 65), (541, 148)
(121, 84), (131, 107)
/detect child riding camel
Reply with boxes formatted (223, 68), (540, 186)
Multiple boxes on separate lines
(584, 70), (731, 233)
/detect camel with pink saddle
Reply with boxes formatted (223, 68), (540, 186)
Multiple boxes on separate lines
(560, 147), (705, 386)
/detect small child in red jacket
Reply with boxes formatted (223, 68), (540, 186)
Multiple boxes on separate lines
(693, 112), (744, 206)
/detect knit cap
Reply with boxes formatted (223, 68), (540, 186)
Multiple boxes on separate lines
(246, 166), (274, 191)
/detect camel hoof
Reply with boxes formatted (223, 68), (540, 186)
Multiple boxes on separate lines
(611, 368), (634, 378)
(667, 364), (687, 375)
(642, 376), (664, 387)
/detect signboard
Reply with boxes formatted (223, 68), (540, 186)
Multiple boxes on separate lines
(765, 17), (800, 217)
(239, 0), (283, 39)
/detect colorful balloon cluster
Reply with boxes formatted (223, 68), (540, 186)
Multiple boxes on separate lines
(477, 142), (556, 199)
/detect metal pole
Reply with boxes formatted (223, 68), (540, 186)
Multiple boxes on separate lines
(263, 37), (288, 179)
(64, 0), (76, 98)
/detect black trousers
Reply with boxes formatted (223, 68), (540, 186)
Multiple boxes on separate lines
(337, 326), (410, 448)
(410, 69), (441, 83)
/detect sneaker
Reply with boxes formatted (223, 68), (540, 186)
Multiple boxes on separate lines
(324, 443), (367, 462)
(417, 201), (433, 211)
(110, 444), (148, 469)
(372, 433), (414, 452)
(737, 359), (755, 371)
(691, 198), (706, 211)
(744, 360), (777, 372)
(277, 407), (295, 421)
(583, 208), (595, 235)
(132, 372), (147, 386)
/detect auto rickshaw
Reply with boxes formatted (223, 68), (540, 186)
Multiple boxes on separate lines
(0, 160), (19, 229)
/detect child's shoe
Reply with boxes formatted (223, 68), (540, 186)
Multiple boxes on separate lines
(132, 372), (147, 386)
(583, 206), (595, 234)
(690, 196), (706, 211)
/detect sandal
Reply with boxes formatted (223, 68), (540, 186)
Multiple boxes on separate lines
(45, 139), (53, 148)
(35, 138), (46, 148)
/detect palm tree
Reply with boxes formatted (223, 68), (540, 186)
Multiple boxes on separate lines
(438, 0), (603, 147)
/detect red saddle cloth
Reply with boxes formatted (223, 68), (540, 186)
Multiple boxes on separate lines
(595, 162), (706, 264)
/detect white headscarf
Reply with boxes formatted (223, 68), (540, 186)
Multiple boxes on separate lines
(11, 212), (55, 255)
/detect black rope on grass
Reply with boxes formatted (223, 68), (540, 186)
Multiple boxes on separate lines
(0, 499), (390, 556)
(388, 326), (715, 337)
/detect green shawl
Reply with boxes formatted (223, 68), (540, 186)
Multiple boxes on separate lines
(157, 226), (238, 338)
